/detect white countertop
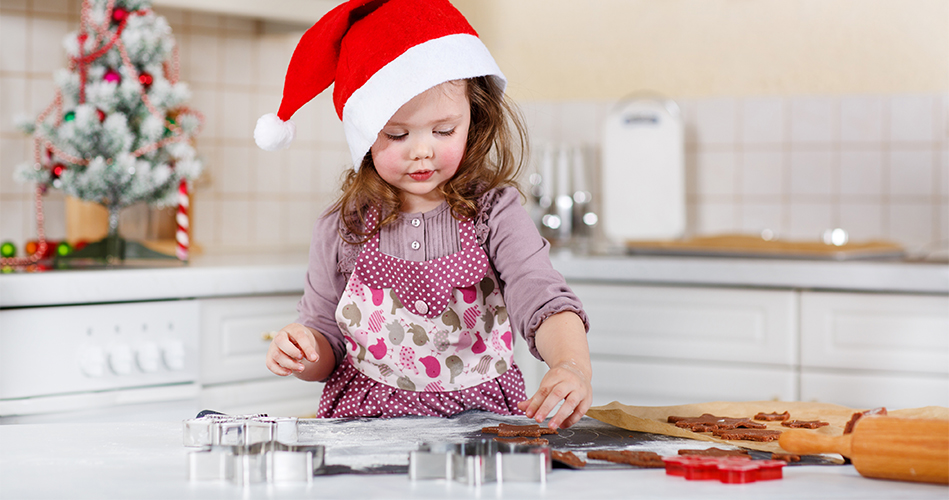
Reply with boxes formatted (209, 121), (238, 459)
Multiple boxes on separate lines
(1, 251), (946, 308)
(1, 420), (946, 500)
(550, 252), (949, 295)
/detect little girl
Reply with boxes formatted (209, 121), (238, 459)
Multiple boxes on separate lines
(256, 0), (592, 430)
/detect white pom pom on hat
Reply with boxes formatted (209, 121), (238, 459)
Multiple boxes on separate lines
(253, 0), (506, 171)
(254, 113), (296, 151)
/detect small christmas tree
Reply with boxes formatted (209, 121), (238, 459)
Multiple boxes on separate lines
(14, 0), (202, 262)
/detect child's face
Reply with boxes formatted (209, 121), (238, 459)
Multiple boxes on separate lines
(370, 80), (470, 213)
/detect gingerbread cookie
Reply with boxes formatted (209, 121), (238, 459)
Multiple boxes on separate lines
(481, 423), (558, 437)
(781, 419), (829, 429)
(678, 447), (750, 458)
(668, 413), (766, 432)
(586, 450), (665, 468)
(754, 411), (790, 421)
(844, 407), (887, 434)
(772, 453), (801, 463)
(711, 428), (782, 442)
(551, 450), (586, 468)
(493, 437), (549, 446)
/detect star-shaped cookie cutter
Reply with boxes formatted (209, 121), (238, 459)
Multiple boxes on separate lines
(409, 439), (551, 485)
(183, 413), (299, 447)
(188, 441), (324, 485)
(184, 414), (320, 484)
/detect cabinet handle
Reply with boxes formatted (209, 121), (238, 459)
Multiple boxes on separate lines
(261, 331), (278, 341)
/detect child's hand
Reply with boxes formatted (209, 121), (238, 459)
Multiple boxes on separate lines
(518, 360), (592, 430)
(265, 323), (320, 376)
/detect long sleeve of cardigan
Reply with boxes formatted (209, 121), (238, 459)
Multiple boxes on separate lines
(294, 212), (350, 379)
(480, 187), (589, 360)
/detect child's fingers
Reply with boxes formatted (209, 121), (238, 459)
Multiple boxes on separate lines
(265, 347), (298, 376)
(275, 328), (319, 363)
(285, 328), (319, 362)
(519, 387), (548, 420)
(550, 391), (592, 429)
(526, 385), (570, 428)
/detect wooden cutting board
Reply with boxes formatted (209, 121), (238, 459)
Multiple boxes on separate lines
(625, 234), (904, 260)
(586, 401), (949, 458)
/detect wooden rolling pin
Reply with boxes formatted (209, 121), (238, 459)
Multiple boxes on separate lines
(779, 416), (949, 485)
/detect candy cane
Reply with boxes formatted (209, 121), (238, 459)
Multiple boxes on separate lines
(175, 179), (189, 261)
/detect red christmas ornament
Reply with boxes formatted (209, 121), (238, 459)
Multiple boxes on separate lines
(104, 69), (121, 84)
(50, 163), (66, 179)
(112, 7), (129, 24)
(139, 72), (154, 89)
(96, 108), (106, 122)
(40, 241), (57, 259)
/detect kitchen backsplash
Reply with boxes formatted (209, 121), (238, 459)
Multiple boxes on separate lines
(1, 2), (946, 256)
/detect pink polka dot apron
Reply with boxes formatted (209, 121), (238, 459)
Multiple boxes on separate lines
(335, 212), (515, 393)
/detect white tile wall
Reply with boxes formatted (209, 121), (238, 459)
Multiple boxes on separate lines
(525, 93), (947, 253)
(0, 1), (946, 257)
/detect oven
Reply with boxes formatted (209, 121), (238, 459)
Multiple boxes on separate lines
(0, 299), (200, 424)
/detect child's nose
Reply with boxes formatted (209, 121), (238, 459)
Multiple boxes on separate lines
(410, 137), (434, 160)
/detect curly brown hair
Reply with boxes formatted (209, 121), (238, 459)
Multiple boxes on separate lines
(330, 76), (528, 242)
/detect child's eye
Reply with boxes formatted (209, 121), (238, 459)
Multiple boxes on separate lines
(385, 132), (407, 141)
(436, 128), (455, 137)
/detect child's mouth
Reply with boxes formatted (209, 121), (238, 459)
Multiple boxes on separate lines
(408, 170), (434, 181)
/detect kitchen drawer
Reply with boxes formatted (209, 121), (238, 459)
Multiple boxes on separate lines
(571, 284), (797, 366)
(800, 291), (949, 376)
(200, 294), (300, 385)
(800, 370), (949, 409)
(590, 358), (797, 407)
(200, 378), (322, 417)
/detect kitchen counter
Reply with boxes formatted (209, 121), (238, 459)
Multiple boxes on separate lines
(1, 251), (945, 308)
(1, 420), (946, 500)
(549, 252), (949, 295)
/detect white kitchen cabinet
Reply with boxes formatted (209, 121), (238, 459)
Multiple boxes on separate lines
(199, 294), (322, 416)
(799, 291), (949, 408)
(566, 280), (949, 410)
(799, 291), (949, 375)
(800, 371), (949, 409)
(569, 283), (798, 405)
(573, 284), (798, 365)
(592, 359), (797, 407)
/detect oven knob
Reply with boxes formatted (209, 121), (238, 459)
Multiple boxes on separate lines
(136, 342), (161, 373)
(79, 347), (107, 378)
(162, 339), (186, 371)
(109, 344), (134, 375)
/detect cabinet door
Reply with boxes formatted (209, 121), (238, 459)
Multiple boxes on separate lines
(800, 291), (949, 375)
(570, 284), (798, 366)
(200, 295), (301, 384)
(800, 371), (948, 409)
(591, 359), (796, 407)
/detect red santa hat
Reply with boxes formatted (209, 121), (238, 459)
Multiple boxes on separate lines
(253, 0), (506, 170)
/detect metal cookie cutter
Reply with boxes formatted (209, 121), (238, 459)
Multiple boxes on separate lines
(183, 414), (298, 447)
(185, 413), (317, 485)
(409, 439), (551, 485)
(188, 441), (324, 485)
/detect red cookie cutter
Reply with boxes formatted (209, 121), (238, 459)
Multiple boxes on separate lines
(661, 455), (785, 484)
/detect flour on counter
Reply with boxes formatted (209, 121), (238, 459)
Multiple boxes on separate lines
(294, 410), (711, 473)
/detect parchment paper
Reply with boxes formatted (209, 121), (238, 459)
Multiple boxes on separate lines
(586, 401), (949, 459)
